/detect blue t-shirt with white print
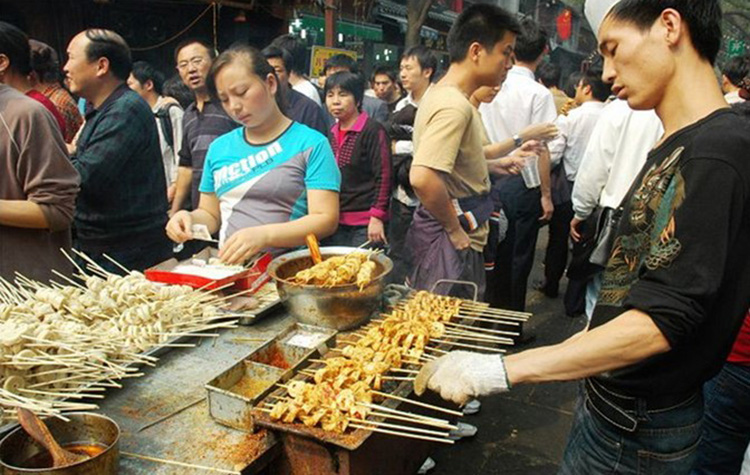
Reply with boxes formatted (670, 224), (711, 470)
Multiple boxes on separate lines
(199, 121), (340, 243)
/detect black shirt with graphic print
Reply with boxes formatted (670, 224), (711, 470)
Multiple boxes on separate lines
(590, 108), (750, 399)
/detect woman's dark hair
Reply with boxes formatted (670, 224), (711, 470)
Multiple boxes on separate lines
(447, 4), (522, 64)
(0, 21), (31, 75)
(131, 60), (165, 95)
(29, 39), (61, 83)
(324, 71), (365, 111)
(163, 75), (194, 108)
(607, 0), (722, 65)
(84, 29), (132, 81)
(208, 43), (286, 114)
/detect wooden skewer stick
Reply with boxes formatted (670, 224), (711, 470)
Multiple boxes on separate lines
(354, 418), (450, 438)
(120, 451), (240, 475)
(138, 397), (205, 432)
(424, 346), (448, 355)
(455, 315), (521, 326)
(460, 302), (531, 316)
(459, 306), (531, 320)
(442, 330), (514, 345)
(367, 410), (458, 430)
(430, 339), (506, 353)
(389, 368), (419, 375)
(370, 390), (464, 417)
(444, 321), (519, 337)
(349, 423), (454, 445)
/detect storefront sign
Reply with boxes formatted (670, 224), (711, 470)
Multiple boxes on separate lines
(310, 46), (357, 78)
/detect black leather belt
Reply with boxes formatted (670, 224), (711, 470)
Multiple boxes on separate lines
(584, 378), (697, 433)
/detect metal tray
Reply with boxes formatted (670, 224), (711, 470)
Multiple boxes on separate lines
(206, 323), (337, 432)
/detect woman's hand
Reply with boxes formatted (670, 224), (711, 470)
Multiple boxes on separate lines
(219, 227), (270, 265)
(520, 123), (558, 143)
(165, 210), (193, 243)
(368, 217), (388, 244)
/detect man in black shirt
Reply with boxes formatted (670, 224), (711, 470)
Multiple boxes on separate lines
(262, 46), (329, 136)
(416, 1), (750, 473)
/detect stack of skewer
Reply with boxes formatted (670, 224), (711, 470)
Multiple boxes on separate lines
(0, 250), (252, 425)
(254, 290), (530, 445)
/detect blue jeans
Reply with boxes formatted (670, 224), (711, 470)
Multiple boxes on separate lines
(692, 363), (750, 475)
(559, 385), (703, 474)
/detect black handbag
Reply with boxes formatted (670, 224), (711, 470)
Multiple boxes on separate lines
(589, 207), (623, 268)
(566, 207), (603, 281)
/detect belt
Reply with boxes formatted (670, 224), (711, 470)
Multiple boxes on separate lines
(584, 378), (697, 433)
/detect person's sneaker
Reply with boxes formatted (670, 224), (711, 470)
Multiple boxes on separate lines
(417, 457), (436, 474)
(448, 422), (478, 440)
(462, 398), (481, 415)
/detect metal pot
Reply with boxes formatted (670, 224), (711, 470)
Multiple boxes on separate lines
(0, 412), (119, 475)
(268, 247), (393, 330)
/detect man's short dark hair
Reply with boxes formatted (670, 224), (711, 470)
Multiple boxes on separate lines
(514, 18), (548, 63)
(262, 45), (294, 74)
(84, 29), (132, 81)
(0, 21), (31, 75)
(324, 71), (365, 110)
(323, 54), (358, 75)
(402, 45), (438, 81)
(447, 4), (522, 64)
(131, 60), (165, 95)
(536, 61), (561, 88)
(371, 64), (397, 84)
(607, 0), (722, 65)
(163, 74), (193, 108)
(173, 38), (216, 64)
(722, 54), (750, 87)
(29, 39), (61, 83)
(564, 71), (583, 98)
(581, 55), (610, 101)
(271, 34), (306, 75)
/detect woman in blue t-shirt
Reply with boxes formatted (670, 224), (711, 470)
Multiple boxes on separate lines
(165, 45), (341, 264)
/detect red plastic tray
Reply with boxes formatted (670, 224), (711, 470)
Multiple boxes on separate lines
(145, 249), (272, 292)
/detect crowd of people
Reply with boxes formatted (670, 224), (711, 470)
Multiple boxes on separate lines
(1, 0), (750, 472)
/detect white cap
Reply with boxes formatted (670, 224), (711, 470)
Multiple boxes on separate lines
(584, 0), (621, 40)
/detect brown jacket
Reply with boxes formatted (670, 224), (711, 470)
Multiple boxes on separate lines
(0, 84), (80, 282)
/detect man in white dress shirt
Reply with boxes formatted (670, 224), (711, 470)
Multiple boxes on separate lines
(569, 99), (663, 319)
(539, 56), (608, 301)
(479, 17), (556, 311)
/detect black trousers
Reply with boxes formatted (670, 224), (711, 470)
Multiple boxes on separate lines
(543, 197), (574, 293)
(486, 178), (542, 311)
(387, 197), (416, 285)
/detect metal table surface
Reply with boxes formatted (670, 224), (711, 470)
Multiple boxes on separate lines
(96, 310), (295, 474)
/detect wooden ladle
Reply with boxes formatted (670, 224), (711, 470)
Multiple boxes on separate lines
(16, 407), (89, 467)
(305, 233), (323, 265)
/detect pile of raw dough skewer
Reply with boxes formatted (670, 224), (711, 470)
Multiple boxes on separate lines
(0, 254), (238, 425)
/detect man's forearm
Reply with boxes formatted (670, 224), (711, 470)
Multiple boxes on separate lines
(171, 167), (192, 213)
(538, 146), (552, 198)
(505, 309), (671, 385)
(0, 200), (50, 229)
(483, 139), (516, 160)
(410, 166), (461, 232)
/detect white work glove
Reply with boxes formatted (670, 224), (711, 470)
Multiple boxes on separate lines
(414, 351), (510, 406)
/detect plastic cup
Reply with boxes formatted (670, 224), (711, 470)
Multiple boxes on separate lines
(521, 155), (541, 189)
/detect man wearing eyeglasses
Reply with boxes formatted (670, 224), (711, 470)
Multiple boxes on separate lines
(170, 38), (237, 217)
(63, 29), (171, 273)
